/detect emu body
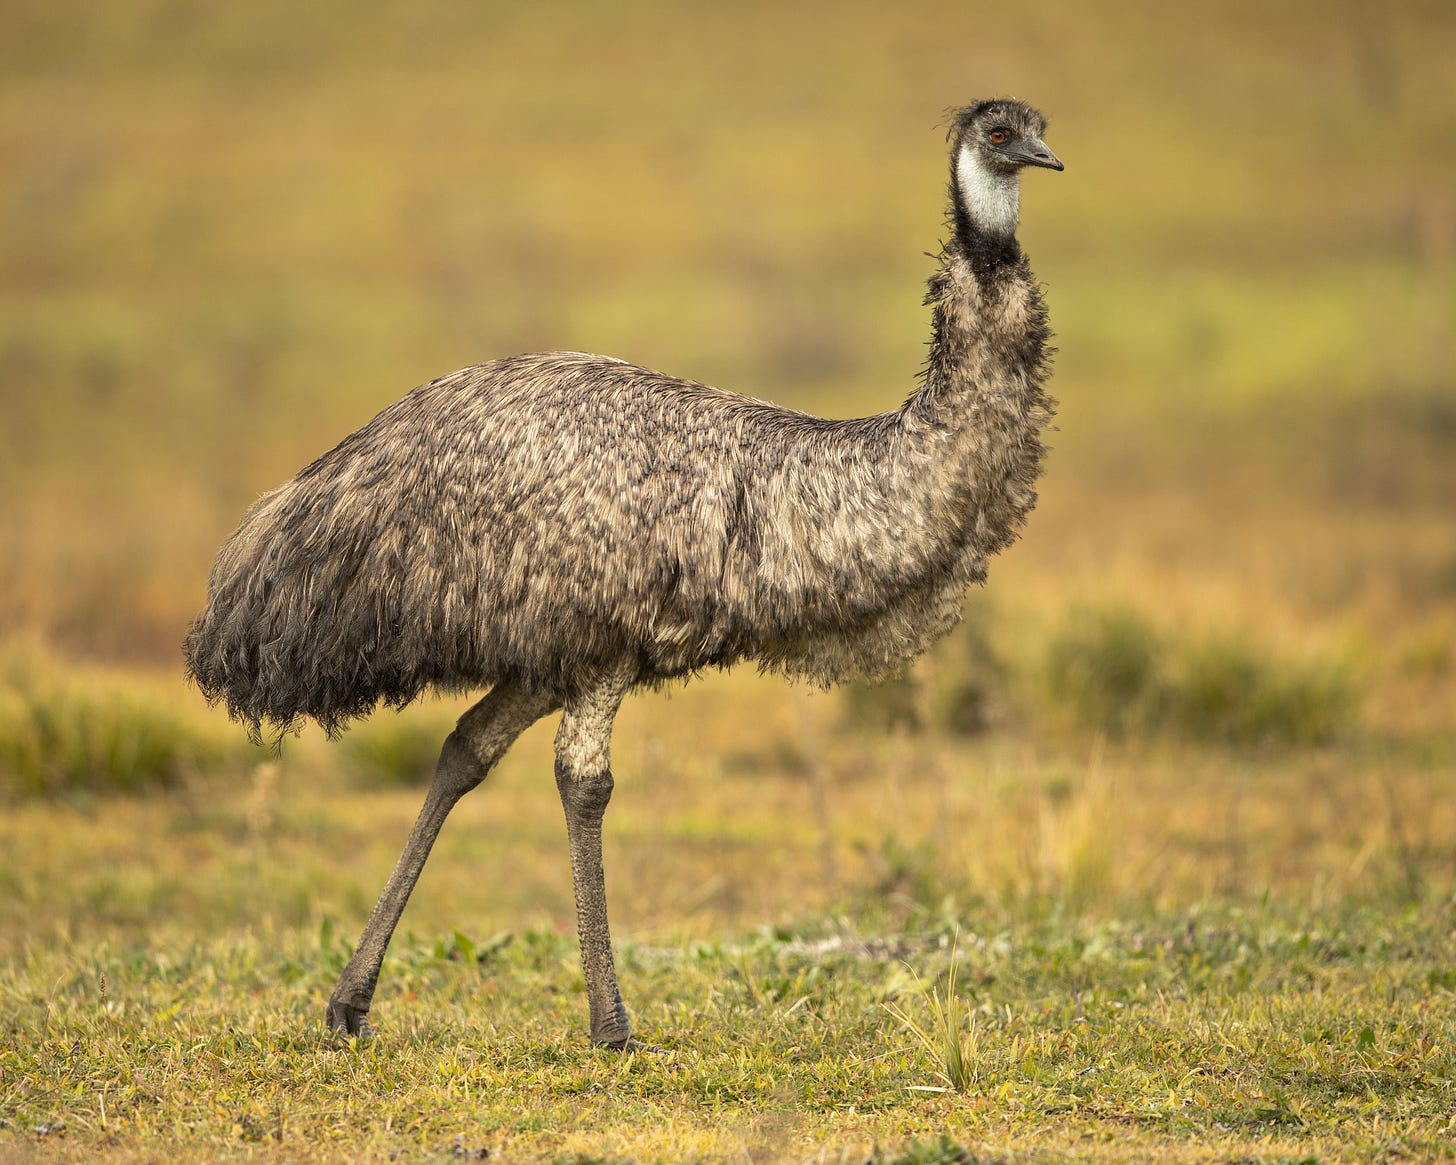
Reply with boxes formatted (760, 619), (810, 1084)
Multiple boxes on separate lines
(186, 99), (1063, 1047)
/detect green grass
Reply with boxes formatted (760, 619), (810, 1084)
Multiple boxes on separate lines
(1043, 607), (1358, 747)
(1, 660), (1453, 1161)
(883, 937), (981, 1095)
(4, 900), (1453, 1162)
(0, 640), (258, 802)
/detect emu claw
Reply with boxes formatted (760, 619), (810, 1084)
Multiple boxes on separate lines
(327, 998), (374, 1039)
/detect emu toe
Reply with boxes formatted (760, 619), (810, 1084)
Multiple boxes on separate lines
(327, 998), (374, 1039)
(600, 1036), (668, 1054)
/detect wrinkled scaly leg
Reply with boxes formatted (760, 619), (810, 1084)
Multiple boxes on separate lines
(554, 661), (645, 1049)
(327, 682), (556, 1036)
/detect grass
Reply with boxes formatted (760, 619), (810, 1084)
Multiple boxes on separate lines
(4, 895), (1454, 1161)
(2, 661), (1454, 1161)
(882, 937), (981, 1095)
(0, 640), (258, 802)
(1043, 607), (1358, 747)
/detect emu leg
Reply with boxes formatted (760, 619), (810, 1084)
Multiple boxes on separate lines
(327, 683), (555, 1036)
(554, 666), (642, 1049)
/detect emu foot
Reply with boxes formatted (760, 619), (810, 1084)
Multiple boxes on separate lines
(596, 1036), (667, 1054)
(326, 998), (374, 1039)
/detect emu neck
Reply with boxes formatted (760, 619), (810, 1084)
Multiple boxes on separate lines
(890, 203), (1054, 559)
(955, 145), (1019, 237)
(910, 217), (1045, 426)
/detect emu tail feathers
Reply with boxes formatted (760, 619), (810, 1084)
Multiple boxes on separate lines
(183, 484), (446, 742)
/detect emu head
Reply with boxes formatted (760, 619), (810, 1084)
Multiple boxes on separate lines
(950, 98), (1063, 236)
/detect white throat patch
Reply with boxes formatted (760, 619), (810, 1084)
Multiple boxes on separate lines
(956, 144), (1019, 235)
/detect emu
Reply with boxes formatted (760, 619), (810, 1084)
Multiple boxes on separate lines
(186, 99), (1063, 1049)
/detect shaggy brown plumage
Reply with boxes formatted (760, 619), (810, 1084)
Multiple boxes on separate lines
(184, 99), (1063, 1047)
(185, 106), (1059, 742)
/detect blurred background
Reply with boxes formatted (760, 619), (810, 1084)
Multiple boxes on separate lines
(1, 0), (1453, 929)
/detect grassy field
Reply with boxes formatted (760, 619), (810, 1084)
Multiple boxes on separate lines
(3, 0), (1455, 1161)
(4, 659), (1455, 1162)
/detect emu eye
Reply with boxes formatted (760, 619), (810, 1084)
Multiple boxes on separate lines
(989, 129), (1009, 145)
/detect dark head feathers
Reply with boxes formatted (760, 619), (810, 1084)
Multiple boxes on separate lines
(946, 98), (1050, 146)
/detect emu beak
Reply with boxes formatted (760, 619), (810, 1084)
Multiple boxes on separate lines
(1012, 137), (1064, 171)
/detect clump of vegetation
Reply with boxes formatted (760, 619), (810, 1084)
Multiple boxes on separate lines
(931, 614), (1013, 736)
(841, 672), (924, 734)
(1044, 607), (1163, 739)
(0, 639), (235, 800)
(883, 941), (981, 1093)
(1045, 606), (1358, 746)
(1172, 634), (1357, 746)
(871, 1137), (991, 1165)
(338, 713), (454, 786)
(843, 617), (1011, 738)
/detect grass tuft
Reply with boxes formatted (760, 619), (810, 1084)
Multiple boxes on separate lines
(338, 712), (454, 786)
(871, 1136), (986, 1165)
(1044, 607), (1358, 747)
(1170, 634), (1356, 746)
(883, 939), (980, 1094)
(1045, 607), (1160, 739)
(0, 638), (243, 800)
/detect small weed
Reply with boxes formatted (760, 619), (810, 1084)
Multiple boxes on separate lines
(883, 940), (981, 1093)
(871, 1136), (986, 1165)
